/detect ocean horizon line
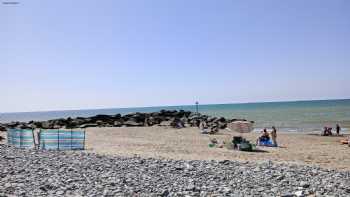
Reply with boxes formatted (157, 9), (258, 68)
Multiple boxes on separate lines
(1, 98), (350, 115)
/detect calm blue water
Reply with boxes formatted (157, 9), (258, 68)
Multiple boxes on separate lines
(1, 99), (350, 132)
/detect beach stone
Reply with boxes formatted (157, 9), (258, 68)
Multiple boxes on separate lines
(281, 194), (295, 197)
(4, 183), (11, 188)
(161, 189), (169, 197)
(124, 120), (143, 127)
(79, 123), (98, 128)
(295, 190), (304, 196)
(0, 125), (7, 131)
(113, 121), (123, 127)
(300, 181), (310, 188)
(96, 120), (104, 125)
(6, 122), (19, 128)
(186, 184), (195, 191)
(56, 190), (65, 195)
(41, 121), (52, 129)
(159, 121), (172, 127)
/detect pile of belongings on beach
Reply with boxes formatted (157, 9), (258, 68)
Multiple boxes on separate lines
(208, 136), (256, 152)
(199, 121), (219, 134)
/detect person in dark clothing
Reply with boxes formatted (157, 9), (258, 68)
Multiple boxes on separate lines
(323, 127), (328, 136)
(327, 127), (333, 136)
(336, 124), (341, 136)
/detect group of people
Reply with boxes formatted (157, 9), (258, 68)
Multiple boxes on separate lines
(199, 121), (219, 134)
(322, 124), (341, 136)
(256, 126), (278, 147)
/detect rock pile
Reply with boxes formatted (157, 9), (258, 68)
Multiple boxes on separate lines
(0, 110), (253, 130)
(0, 145), (349, 196)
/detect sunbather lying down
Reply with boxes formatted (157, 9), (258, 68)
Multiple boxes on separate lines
(340, 137), (350, 146)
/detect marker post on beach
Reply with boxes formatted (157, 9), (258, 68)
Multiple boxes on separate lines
(195, 101), (199, 114)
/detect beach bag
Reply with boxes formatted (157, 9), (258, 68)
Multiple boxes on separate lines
(232, 136), (243, 145)
(238, 142), (252, 151)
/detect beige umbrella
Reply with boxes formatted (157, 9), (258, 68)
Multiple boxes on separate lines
(227, 121), (254, 134)
(226, 121), (255, 150)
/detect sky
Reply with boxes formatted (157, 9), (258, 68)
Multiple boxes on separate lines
(1, 0), (350, 113)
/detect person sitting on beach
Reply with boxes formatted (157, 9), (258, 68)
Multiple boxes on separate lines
(270, 126), (278, 147)
(327, 127), (333, 136)
(322, 127), (327, 136)
(256, 128), (270, 145)
(199, 121), (209, 134)
(209, 124), (219, 134)
(175, 119), (184, 129)
(336, 124), (341, 136)
(323, 127), (333, 136)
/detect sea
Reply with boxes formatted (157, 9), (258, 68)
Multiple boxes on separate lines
(1, 99), (350, 132)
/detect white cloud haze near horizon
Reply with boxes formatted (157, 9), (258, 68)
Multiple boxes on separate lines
(1, 0), (350, 112)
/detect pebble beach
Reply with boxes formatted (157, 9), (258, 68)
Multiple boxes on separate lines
(1, 109), (350, 196)
(1, 145), (350, 196)
(1, 126), (350, 196)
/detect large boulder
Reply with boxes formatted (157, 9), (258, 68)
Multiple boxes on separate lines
(114, 114), (122, 119)
(7, 122), (20, 128)
(124, 119), (143, 127)
(113, 120), (123, 127)
(41, 121), (53, 129)
(218, 121), (227, 129)
(159, 120), (172, 127)
(0, 124), (6, 131)
(146, 116), (160, 126)
(70, 118), (86, 125)
(90, 114), (114, 124)
(96, 120), (105, 126)
(33, 121), (43, 128)
(17, 123), (32, 129)
(79, 123), (98, 128)
(180, 117), (188, 124)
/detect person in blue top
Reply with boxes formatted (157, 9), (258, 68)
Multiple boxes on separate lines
(256, 128), (270, 145)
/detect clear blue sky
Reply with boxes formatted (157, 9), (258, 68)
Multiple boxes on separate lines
(1, 0), (349, 112)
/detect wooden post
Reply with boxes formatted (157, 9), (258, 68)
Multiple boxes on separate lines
(39, 129), (43, 150)
(31, 129), (36, 149)
(70, 129), (73, 150)
(19, 129), (23, 148)
(57, 130), (60, 150)
(83, 129), (86, 150)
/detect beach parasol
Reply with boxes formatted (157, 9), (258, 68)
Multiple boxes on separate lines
(227, 121), (254, 134)
(226, 121), (254, 150)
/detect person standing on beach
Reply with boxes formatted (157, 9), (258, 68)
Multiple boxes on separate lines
(271, 126), (278, 147)
(336, 124), (341, 136)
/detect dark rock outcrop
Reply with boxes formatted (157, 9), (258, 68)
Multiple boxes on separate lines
(1, 110), (253, 130)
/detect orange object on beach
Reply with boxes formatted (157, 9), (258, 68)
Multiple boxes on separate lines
(340, 139), (349, 144)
